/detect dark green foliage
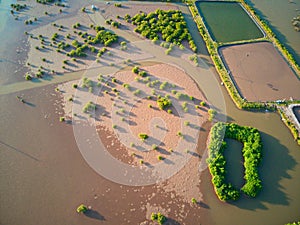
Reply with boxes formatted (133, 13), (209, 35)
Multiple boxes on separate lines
(208, 109), (217, 121)
(151, 212), (167, 224)
(157, 96), (172, 110)
(207, 122), (263, 201)
(83, 101), (96, 113)
(132, 66), (139, 74)
(89, 29), (118, 46)
(138, 133), (148, 140)
(36, 0), (55, 4)
(57, 41), (69, 50)
(10, 3), (26, 11)
(106, 19), (121, 28)
(138, 71), (147, 77)
(131, 9), (197, 52)
(25, 73), (32, 80)
(76, 204), (88, 213)
(285, 222), (300, 225)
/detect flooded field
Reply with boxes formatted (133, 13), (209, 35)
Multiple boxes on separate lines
(196, 1), (264, 43)
(0, 0), (299, 225)
(219, 42), (300, 102)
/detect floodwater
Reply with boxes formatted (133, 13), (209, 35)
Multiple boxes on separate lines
(0, 0), (300, 225)
(195, 1), (264, 43)
(293, 106), (300, 123)
(248, 0), (300, 65)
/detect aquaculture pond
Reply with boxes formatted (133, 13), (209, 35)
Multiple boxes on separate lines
(196, 1), (264, 43)
(293, 106), (300, 123)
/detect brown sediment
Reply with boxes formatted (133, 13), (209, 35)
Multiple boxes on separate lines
(220, 42), (300, 102)
(96, 124), (134, 164)
(58, 62), (210, 213)
(93, 63), (208, 165)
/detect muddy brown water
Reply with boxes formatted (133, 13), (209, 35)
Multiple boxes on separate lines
(0, 1), (300, 225)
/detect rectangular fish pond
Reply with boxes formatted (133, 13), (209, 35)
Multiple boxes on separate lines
(196, 1), (264, 43)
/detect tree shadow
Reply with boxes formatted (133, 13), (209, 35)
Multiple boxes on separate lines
(84, 209), (105, 221)
(230, 131), (297, 210)
(0, 140), (39, 161)
(197, 200), (210, 209)
(164, 218), (181, 225)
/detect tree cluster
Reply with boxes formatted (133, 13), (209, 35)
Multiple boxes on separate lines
(207, 122), (263, 201)
(131, 9), (197, 52)
(67, 28), (118, 57)
(151, 212), (166, 225)
(157, 96), (172, 110)
(10, 3), (26, 11)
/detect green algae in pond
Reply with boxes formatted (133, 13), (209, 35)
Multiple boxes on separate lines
(196, 1), (264, 43)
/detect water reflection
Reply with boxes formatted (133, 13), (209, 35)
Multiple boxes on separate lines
(230, 131), (296, 210)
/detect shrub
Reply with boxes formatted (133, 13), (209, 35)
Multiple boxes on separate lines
(200, 101), (206, 106)
(59, 116), (65, 122)
(83, 101), (96, 113)
(208, 109), (217, 121)
(191, 198), (197, 204)
(157, 96), (172, 110)
(177, 131), (183, 137)
(138, 71), (147, 77)
(132, 66), (139, 74)
(151, 212), (166, 224)
(133, 89), (141, 96)
(157, 155), (163, 161)
(152, 144), (158, 150)
(76, 204), (88, 213)
(138, 133), (148, 140)
(25, 73), (32, 80)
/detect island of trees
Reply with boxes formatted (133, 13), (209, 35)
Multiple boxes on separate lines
(129, 9), (197, 52)
(207, 122), (263, 201)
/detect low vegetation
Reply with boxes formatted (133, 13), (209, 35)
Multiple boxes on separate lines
(76, 204), (88, 213)
(67, 28), (118, 57)
(207, 122), (263, 201)
(151, 212), (166, 224)
(83, 101), (96, 113)
(285, 222), (300, 225)
(138, 133), (148, 141)
(157, 96), (172, 110)
(208, 109), (217, 121)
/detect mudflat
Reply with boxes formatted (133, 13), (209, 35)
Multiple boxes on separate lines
(220, 42), (300, 102)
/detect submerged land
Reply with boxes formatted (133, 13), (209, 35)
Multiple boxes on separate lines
(0, 0), (300, 225)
